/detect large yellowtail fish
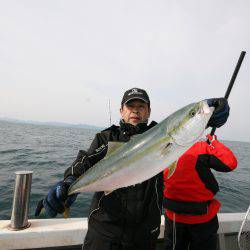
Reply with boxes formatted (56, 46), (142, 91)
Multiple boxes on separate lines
(68, 100), (214, 195)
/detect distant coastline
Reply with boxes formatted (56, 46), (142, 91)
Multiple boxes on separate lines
(1, 117), (249, 144)
(0, 117), (103, 130)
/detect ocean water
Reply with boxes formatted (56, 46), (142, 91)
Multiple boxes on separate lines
(0, 121), (249, 220)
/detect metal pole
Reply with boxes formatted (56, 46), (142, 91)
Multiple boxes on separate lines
(8, 171), (33, 230)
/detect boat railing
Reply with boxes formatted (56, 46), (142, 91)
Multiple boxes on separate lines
(0, 171), (249, 249)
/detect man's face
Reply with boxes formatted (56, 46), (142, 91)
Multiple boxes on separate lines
(120, 99), (151, 126)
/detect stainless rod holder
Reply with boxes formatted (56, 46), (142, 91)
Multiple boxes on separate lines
(8, 171), (33, 231)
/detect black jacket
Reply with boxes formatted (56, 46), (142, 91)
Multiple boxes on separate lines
(64, 121), (163, 244)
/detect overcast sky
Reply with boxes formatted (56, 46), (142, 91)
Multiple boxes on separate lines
(0, 1), (249, 142)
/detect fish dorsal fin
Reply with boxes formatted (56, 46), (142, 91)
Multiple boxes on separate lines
(106, 141), (124, 156)
(167, 161), (177, 179)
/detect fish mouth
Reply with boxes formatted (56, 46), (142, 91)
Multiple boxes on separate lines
(200, 100), (214, 115)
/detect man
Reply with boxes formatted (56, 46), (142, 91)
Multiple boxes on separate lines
(35, 88), (230, 250)
(163, 133), (237, 250)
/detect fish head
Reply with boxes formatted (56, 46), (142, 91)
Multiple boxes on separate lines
(166, 100), (214, 146)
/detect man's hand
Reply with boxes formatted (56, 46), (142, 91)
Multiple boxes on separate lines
(207, 98), (230, 128)
(35, 176), (78, 218)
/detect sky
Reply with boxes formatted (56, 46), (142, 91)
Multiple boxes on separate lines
(0, 1), (250, 142)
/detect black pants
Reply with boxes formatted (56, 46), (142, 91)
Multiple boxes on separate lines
(164, 215), (219, 250)
(82, 227), (157, 250)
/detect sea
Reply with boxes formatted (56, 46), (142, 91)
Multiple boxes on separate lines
(0, 120), (249, 220)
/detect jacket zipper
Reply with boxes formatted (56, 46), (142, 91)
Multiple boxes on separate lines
(88, 193), (105, 221)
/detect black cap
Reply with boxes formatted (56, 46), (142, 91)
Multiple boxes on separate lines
(121, 88), (150, 107)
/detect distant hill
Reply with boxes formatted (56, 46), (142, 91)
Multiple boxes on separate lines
(0, 117), (103, 130)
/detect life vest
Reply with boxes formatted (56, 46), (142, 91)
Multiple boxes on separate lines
(163, 139), (237, 224)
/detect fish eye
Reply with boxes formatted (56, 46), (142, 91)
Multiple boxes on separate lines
(189, 110), (196, 117)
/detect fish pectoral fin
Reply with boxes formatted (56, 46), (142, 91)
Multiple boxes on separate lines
(106, 142), (125, 156)
(167, 161), (177, 178)
(161, 142), (173, 155)
(104, 190), (114, 196)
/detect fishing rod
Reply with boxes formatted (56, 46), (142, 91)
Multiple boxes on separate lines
(210, 51), (246, 136)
